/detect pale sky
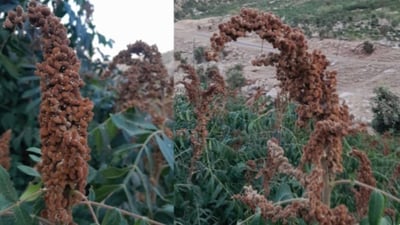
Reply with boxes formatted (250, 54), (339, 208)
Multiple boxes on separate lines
(92, 1), (174, 57)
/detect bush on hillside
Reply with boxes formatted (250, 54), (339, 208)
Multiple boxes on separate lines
(371, 87), (400, 133)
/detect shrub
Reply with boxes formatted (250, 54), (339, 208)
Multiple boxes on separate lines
(226, 64), (246, 90)
(193, 46), (205, 64)
(362, 41), (375, 54)
(371, 87), (400, 133)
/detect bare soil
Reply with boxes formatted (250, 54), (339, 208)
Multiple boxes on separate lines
(175, 17), (400, 123)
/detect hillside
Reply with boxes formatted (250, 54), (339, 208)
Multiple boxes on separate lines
(174, 2), (400, 123)
(175, 0), (400, 42)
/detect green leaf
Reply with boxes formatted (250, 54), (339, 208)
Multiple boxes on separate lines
(272, 183), (293, 202)
(25, 98), (41, 114)
(26, 147), (41, 155)
(89, 116), (118, 151)
(0, 194), (12, 210)
(155, 133), (174, 170)
(250, 211), (263, 225)
(17, 165), (40, 177)
(101, 208), (122, 225)
(360, 217), (369, 225)
(87, 165), (97, 183)
(94, 184), (122, 202)
(19, 182), (42, 202)
(13, 204), (34, 225)
(29, 154), (41, 163)
(368, 190), (385, 225)
(88, 187), (96, 201)
(100, 167), (131, 180)
(21, 87), (40, 99)
(379, 217), (392, 225)
(110, 112), (156, 137)
(0, 166), (18, 202)
(0, 53), (19, 79)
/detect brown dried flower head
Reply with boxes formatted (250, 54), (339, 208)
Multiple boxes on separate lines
(178, 64), (225, 176)
(0, 130), (12, 170)
(212, 8), (374, 225)
(103, 40), (173, 134)
(5, 1), (94, 224)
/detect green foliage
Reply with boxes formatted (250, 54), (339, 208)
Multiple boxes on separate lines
(174, 89), (400, 224)
(368, 190), (385, 225)
(371, 87), (400, 134)
(193, 46), (205, 64)
(226, 64), (246, 90)
(176, 0), (400, 41)
(174, 94), (308, 224)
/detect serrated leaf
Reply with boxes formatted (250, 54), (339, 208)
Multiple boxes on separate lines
(17, 165), (40, 177)
(155, 133), (174, 170)
(13, 204), (33, 225)
(19, 182), (42, 202)
(100, 167), (130, 179)
(94, 184), (122, 202)
(26, 147), (41, 155)
(0, 166), (18, 202)
(101, 208), (122, 225)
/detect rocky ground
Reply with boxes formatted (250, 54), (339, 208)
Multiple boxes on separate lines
(174, 16), (400, 123)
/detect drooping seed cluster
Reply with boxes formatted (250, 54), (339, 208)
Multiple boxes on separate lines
(5, 1), (93, 224)
(350, 149), (377, 219)
(208, 8), (375, 224)
(0, 130), (12, 170)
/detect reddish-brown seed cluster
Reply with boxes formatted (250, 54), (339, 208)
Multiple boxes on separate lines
(350, 149), (377, 219)
(5, 1), (93, 224)
(178, 64), (225, 176)
(0, 130), (12, 170)
(209, 8), (375, 224)
(102, 41), (173, 130)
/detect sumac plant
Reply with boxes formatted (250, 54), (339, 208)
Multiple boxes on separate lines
(0, 1), (173, 225)
(204, 8), (400, 225)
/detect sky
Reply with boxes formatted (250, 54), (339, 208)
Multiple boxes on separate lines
(91, 1), (174, 57)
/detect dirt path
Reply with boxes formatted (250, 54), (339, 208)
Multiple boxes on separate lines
(175, 17), (400, 123)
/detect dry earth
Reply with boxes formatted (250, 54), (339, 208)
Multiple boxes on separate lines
(175, 17), (400, 123)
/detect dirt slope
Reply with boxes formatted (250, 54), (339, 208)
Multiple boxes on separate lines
(175, 17), (400, 123)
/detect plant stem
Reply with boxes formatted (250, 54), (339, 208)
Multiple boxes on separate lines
(0, 188), (44, 216)
(322, 160), (332, 206)
(74, 191), (100, 225)
(333, 179), (400, 203)
(83, 200), (166, 225)
(273, 197), (309, 206)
